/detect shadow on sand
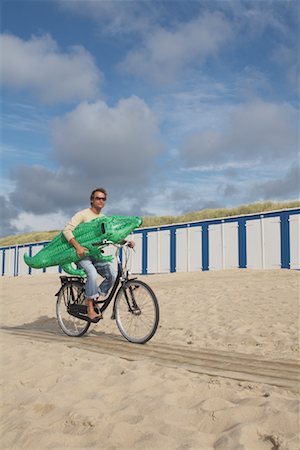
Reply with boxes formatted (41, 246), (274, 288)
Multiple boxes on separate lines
(0, 315), (124, 344)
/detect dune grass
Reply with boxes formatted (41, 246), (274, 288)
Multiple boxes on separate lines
(142, 200), (300, 228)
(0, 200), (299, 247)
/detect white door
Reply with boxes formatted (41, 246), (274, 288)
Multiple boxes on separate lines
(208, 224), (222, 270)
(147, 231), (159, 273)
(4, 248), (16, 276)
(147, 230), (170, 274)
(189, 226), (202, 271)
(246, 219), (263, 269)
(290, 214), (300, 269)
(159, 230), (171, 273)
(128, 232), (143, 274)
(176, 228), (188, 272)
(263, 217), (281, 269)
(223, 222), (239, 269)
(17, 246), (30, 276)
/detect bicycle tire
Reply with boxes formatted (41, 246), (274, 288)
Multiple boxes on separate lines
(114, 279), (159, 344)
(56, 281), (90, 337)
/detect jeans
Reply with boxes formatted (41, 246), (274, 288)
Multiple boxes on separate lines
(77, 257), (117, 300)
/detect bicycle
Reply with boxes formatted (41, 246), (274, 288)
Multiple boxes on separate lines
(55, 242), (159, 344)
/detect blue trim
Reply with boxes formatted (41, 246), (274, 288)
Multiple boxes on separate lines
(280, 212), (290, 269)
(238, 218), (247, 268)
(25, 246), (30, 275)
(170, 228), (176, 273)
(2, 250), (5, 276)
(119, 246), (123, 265)
(15, 246), (19, 276)
(42, 243), (47, 273)
(14, 248), (17, 276)
(130, 208), (300, 234)
(142, 231), (148, 275)
(287, 209), (300, 216)
(28, 245), (32, 275)
(202, 224), (209, 271)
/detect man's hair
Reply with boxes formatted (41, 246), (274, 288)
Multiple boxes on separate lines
(90, 187), (107, 205)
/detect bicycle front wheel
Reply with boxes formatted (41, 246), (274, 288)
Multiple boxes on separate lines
(56, 281), (90, 337)
(114, 279), (159, 344)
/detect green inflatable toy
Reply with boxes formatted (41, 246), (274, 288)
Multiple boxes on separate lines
(24, 215), (142, 276)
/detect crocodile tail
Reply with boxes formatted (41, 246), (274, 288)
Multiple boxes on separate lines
(61, 263), (86, 277)
(24, 251), (54, 269)
(23, 252), (41, 269)
(24, 253), (31, 266)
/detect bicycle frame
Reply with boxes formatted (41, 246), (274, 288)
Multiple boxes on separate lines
(95, 244), (138, 319)
(57, 243), (137, 323)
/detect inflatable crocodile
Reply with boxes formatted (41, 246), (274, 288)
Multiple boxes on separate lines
(24, 215), (142, 276)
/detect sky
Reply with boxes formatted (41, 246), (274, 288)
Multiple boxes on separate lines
(0, 0), (299, 238)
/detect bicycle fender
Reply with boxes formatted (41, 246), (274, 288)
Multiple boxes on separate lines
(55, 278), (85, 297)
(110, 279), (138, 319)
(111, 285), (123, 320)
(55, 286), (64, 297)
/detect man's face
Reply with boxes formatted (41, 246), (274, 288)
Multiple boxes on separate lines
(92, 191), (107, 210)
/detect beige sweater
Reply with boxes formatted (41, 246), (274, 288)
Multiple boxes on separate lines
(63, 208), (104, 242)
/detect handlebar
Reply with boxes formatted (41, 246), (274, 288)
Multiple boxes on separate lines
(91, 240), (129, 248)
(89, 241), (134, 268)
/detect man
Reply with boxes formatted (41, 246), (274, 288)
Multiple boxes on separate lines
(63, 188), (135, 322)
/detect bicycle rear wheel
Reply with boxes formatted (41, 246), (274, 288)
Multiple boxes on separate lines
(56, 281), (90, 337)
(114, 279), (159, 344)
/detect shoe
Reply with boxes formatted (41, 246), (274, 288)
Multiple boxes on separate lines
(88, 314), (103, 323)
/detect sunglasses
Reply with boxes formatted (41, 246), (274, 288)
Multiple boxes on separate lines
(95, 196), (106, 201)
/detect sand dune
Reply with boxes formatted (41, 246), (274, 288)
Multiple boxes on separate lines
(1, 269), (299, 449)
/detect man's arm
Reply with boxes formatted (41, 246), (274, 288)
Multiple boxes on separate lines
(63, 212), (88, 258)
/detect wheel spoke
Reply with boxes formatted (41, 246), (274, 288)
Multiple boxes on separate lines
(56, 282), (90, 337)
(115, 280), (159, 344)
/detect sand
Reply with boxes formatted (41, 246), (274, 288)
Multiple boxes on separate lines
(0, 269), (299, 449)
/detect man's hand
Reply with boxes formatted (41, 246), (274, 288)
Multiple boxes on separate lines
(69, 238), (88, 258)
(127, 240), (135, 249)
(75, 244), (88, 258)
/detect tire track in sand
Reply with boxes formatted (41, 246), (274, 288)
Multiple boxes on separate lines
(1, 327), (299, 392)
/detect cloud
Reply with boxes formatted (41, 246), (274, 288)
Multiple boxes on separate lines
(0, 195), (19, 237)
(1, 101), (51, 136)
(217, 0), (294, 37)
(119, 12), (232, 84)
(52, 96), (164, 181)
(10, 211), (69, 234)
(250, 165), (300, 200)
(216, 162), (300, 205)
(0, 33), (102, 103)
(219, 183), (240, 199)
(8, 96), (165, 217)
(58, 0), (158, 35)
(271, 44), (299, 90)
(60, 0), (294, 40)
(9, 165), (88, 214)
(181, 99), (298, 168)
